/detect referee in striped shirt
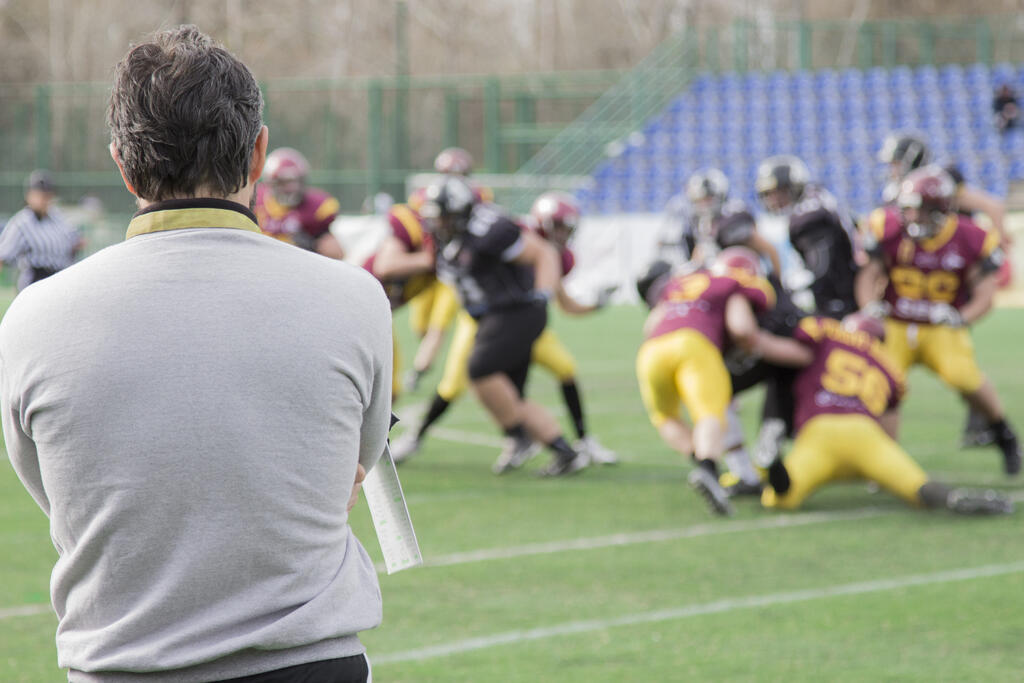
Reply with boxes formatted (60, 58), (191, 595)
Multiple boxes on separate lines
(0, 170), (84, 290)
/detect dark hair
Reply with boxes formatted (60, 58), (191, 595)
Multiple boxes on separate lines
(107, 25), (263, 201)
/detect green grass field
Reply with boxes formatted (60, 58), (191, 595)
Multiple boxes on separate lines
(1, 296), (1022, 681)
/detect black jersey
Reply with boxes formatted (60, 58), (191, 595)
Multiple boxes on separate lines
(661, 197), (757, 266)
(435, 203), (536, 317)
(787, 184), (859, 318)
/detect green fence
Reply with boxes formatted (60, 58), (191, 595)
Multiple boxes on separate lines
(2, 13), (1024, 227)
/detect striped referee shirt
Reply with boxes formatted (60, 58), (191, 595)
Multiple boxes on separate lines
(0, 206), (81, 271)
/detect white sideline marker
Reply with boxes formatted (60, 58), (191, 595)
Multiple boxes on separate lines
(373, 559), (1024, 665)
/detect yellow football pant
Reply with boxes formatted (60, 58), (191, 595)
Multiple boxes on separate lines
(761, 414), (929, 510)
(883, 319), (984, 394)
(635, 328), (732, 427)
(436, 311), (578, 402)
(408, 280), (459, 337)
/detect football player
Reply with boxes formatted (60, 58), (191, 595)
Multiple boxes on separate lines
(392, 191), (618, 471)
(362, 194), (440, 398)
(756, 155), (862, 319)
(751, 313), (1012, 514)
(401, 148), (490, 392)
(855, 165), (1021, 476)
(877, 131), (1009, 247)
(877, 131), (1012, 448)
(659, 168), (781, 273)
(254, 147), (343, 258)
(411, 176), (589, 476)
(635, 247), (776, 515)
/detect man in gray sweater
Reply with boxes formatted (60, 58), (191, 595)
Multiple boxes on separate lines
(0, 25), (392, 682)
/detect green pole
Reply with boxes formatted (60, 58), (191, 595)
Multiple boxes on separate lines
(483, 77), (501, 172)
(976, 18), (993, 65)
(707, 26), (720, 72)
(733, 19), (748, 72)
(394, 1), (410, 181)
(513, 92), (535, 169)
(882, 21), (896, 67)
(443, 90), (460, 149)
(918, 22), (934, 66)
(857, 22), (873, 70)
(798, 21), (812, 70)
(34, 84), (51, 171)
(368, 80), (382, 199)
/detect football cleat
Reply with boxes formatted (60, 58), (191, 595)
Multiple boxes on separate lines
(536, 449), (590, 477)
(688, 467), (735, 516)
(389, 431), (422, 465)
(492, 437), (542, 475)
(576, 436), (619, 465)
(946, 488), (1014, 516)
(998, 436), (1021, 476)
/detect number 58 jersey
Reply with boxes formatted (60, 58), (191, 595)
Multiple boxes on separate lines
(791, 317), (906, 432)
(866, 207), (1001, 324)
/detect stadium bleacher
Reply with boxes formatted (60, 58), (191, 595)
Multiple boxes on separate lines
(578, 63), (1024, 217)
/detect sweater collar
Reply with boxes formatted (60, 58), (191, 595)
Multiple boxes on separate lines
(126, 198), (260, 239)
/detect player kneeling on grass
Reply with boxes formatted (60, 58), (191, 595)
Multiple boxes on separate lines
(752, 313), (1013, 515)
(636, 247), (775, 516)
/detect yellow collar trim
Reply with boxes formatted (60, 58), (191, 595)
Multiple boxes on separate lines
(127, 206), (261, 239)
(917, 215), (957, 252)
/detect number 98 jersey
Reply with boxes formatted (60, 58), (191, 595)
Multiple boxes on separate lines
(866, 207), (1002, 324)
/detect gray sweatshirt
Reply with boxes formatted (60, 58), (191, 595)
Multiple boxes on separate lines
(0, 200), (392, 681)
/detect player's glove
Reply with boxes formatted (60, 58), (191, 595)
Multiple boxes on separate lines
(928, 303), (964, 327)
(862, 301), (891, 319)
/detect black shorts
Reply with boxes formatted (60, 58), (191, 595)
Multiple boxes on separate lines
(468, 301), (547, 395)
(218, 654), (369, 682)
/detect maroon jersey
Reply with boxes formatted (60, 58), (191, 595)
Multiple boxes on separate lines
(866, 207), (1001, 323)
(645, 269), (775, 349)
(791, 317), (905, 431)
(254, 185), (339, 248)
(362, 203), (435, 309)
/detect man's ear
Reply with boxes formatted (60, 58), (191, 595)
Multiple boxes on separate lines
(249, 126), (269, 184)
(109, 143), (138, 197)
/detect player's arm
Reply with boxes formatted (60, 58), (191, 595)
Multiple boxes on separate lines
(958, 185), (1008, 244)
(959, 263), (999, 325)
(372, 235), (434, 280)
(315, 232), (345, 260)
(745, 232), (782, 276)
(724, 292), (760, 352)
(749, 330), (815, 367)
(855, 257), (887, 309)
(554, 286), (597, 315)
(513, 230), (561, 299)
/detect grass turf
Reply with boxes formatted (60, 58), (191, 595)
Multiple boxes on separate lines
(0, 296), (1022, 681)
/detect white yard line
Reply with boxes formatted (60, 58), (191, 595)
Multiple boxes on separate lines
(411, 507), (888, 570)
(373, 559), (1024, 665)
(0, 604), (51, 620)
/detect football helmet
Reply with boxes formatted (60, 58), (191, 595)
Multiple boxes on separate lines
(714, 246), (765, 279)
(530, 191), (580, 247)
(434, 147), (474, 176)
(755, 155), (810, 212)
(842, 312), (886, 341)
(877, 131), (930, 180)
(896, 165), (956, 240)
(685, 168), (729, 215)
(419, 175), (478, 241)
(263, 147), (310, 207)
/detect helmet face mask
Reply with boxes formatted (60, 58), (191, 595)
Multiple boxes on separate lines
(530, 191), (581, 248)
(755, 155), (808, 214)
(685, 168), (729, 217)
(896, 165), (955, 241)
(421, 176), (478, 242)
(263, 148), (310, 208)
(878, 132), (930, 181)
